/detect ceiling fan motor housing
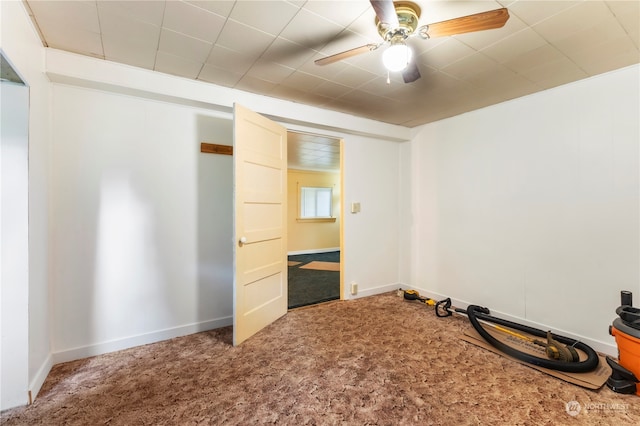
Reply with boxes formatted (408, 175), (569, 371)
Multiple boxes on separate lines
(376, 1), (421, 40)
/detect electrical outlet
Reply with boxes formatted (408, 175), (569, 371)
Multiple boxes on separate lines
(351, 282), (358, 295)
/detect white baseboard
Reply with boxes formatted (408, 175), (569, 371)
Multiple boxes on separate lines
(348, 282), (401, 300)
(29, 354), (53, 403)
(401, 286), (617, 356)
(288, 247), (340, 256)
(52, 316), (232, 365)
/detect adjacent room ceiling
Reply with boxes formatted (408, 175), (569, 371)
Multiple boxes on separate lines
(287, 131), (341, 171)
(24, 0), (639, 127)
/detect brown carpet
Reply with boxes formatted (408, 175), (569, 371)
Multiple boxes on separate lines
(1, 292), (638, 425)
(299, 261), (340, 272)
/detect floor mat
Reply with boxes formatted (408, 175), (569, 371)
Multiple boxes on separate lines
(461, 328), (610, 389)
(299, 261), (340, 271)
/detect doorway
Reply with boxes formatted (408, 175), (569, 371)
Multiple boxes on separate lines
(286, 131), (342, 309)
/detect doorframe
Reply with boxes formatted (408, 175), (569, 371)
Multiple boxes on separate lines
(339, 138), (344, 300)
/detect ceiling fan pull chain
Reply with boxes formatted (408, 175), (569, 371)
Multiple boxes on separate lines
(386, 70), (391, 85)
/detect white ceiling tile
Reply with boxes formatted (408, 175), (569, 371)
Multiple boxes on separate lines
(430, 79), (477, 102)
(552, 14), (628, 55)
(503, 44), (565, 74)
(229, 1), (300, 36)
(359, 74), (421, 98)
(346, 46), (387, 74)
(429, 66), (469, 86)
(98, 6), (161, 46)
(453, 10), (528, 50)
(321, 97), (369, 116)
(279, 8), (344, 49)
(97, 1), (165, 26)
(507, 0), (583, 26)
(44, 27), (104, 58)
(298, 56), (350, 80)
(333, 65), (379, 88)
(162, 0), (226, 42)
(185, 0), (235, 17)
(154, 51), (203, 79)
(205, 45), (255, 75)
(216, 19), (276, 56)
(532, 1), (613, 43)
(570, 36), (640, 76)
(410, 36), (449, 56)
(607, 0), (640, 44)
(481, 28), (548, 63)
(270, 85), (333, 105)
(314, 80), (354, 98)
(245, 60), (295, 84)
(101, 23), (158, 68)
(159, 29), (213, 63)
(102, 37), (157, 70)
(316, 30), (380, 62)
(234, 75), (278, 93)
(336, 89), (387, 106)
(630, 28), (640, 50)
(302, 0), (371, 27)
(583, 52), (640, 77)
(358, 70), (442, 101)
(381, 108), (422, 125)
(467, 64), (537, 92)
(404, 70), (463, 94)
(345, 5), (382, 39)
(280, 71), (327, 92)
(260, 37), (318, 69)
(441, 53), (498, 80)
(198, 64), (243, 87)
(28, 0), (100, 34)
(419, 38), (477, 69)
(518, 55), (588, 88)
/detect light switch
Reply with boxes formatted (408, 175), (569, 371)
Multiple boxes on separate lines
(351, 202), (361, 213)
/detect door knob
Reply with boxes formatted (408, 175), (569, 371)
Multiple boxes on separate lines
(239, 236), (247, 245)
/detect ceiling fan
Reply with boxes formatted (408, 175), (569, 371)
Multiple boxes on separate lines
(314, 0), (510, 83)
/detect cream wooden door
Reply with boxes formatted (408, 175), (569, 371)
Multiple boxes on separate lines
(233, 103), (288, 346)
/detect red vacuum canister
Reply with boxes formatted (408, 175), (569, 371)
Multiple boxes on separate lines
(607, 291), (640, 396)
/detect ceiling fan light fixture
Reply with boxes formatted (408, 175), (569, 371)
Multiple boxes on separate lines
(383, 41), (412, 72)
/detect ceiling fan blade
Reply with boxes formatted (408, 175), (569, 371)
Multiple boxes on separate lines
(371, 0), (400, 29)
(402, 59), (421, 83)
(422, 8), (509, 38)
(315, 43), (381, 66)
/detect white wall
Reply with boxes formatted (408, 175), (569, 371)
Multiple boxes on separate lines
(0, 81), (29, 410)
(0, 0), (52, 409)
(50, 84), (235, 361)
(48, 80), (404, 358)
(400, 65), (640, 354)
(343, 136), (402, 298)
(40, 50), (407, 365)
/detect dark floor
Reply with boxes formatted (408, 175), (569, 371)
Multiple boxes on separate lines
(288, 251), (340, 309)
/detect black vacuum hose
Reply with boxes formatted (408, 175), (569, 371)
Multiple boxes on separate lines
(466, 305), (600, 373)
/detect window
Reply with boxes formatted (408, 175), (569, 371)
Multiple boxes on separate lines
(299, 186), (333, 220)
